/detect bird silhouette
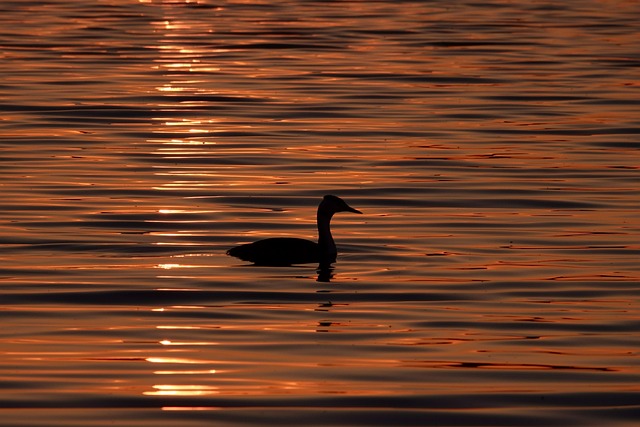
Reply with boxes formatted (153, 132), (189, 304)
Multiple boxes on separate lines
(227, 195), (362, 267)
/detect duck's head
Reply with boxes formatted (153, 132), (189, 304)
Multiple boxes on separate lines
(319, 195), (362, 216)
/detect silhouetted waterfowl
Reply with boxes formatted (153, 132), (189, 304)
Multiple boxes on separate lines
(227, 195), (362, 266)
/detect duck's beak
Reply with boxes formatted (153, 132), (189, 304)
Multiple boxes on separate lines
(346, 205), (362, 214)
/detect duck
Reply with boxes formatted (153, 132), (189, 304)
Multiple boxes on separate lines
(227, 195), (362, 267)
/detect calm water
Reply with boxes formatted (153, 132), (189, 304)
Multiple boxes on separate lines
(1, 0), (639, 425)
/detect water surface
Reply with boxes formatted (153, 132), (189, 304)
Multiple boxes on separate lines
(1, 0), (639, 425)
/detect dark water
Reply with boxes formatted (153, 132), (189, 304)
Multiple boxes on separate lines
(1, 0), (639, 425)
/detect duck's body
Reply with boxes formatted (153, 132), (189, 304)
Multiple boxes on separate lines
(227, 237), (320, 266)
(227, 195), (361, 267)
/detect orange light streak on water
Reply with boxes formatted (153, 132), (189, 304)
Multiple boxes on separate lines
(1, 0), (639, 426)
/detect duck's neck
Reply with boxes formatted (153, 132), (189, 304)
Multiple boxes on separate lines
(317, 210), (336, 264)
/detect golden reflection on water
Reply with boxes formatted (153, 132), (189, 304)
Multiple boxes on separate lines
(1, 0), (639, 425)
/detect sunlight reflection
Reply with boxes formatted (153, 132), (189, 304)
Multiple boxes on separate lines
(155, 370), (218, 375)
(147, 357), (207, 364)
(145, 384), (220, 396)
(156, 325), (202, 329)
(159, 339), (218, 346)
(1, 0), (636, 418)
(156, 85), (185, 92)
(156, 263), (182, 269)
(154, 262), (204, 270)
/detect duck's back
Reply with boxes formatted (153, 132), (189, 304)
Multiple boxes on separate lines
(227, 237), (320, 266)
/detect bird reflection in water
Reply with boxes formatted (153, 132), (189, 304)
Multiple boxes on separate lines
(316, 264), (334, 282)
